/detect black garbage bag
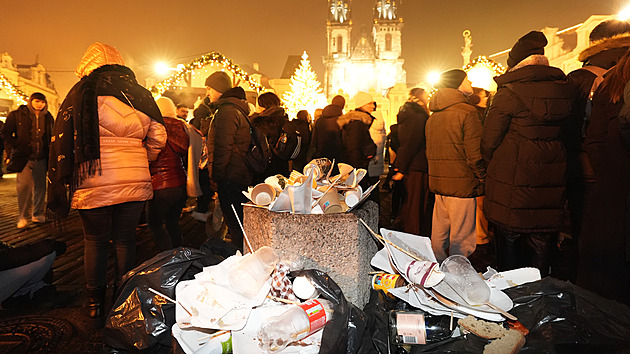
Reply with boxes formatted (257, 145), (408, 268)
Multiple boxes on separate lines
(398, 277), (630, 353)
(361, 289), (399, 354)
(290, 269), (375, 354)
(104, 247), (223, 352)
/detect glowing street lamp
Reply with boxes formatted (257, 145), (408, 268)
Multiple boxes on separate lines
(427, 71), (441, 87)
(154, 62), (172, 76)
(619, 5), (630, 21)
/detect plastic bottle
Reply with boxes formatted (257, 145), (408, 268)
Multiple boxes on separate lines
(389, 310), (456, 346)
(228, 246), (279, 298)
(258, 298), (334, 352)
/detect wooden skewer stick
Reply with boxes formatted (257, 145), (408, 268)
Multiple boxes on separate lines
(311, 174), (344, 208)
(485, 301), (517, 321)
(148, 287), (193, 317)
(231, 204), (254, 254)
(267, 295), (300, 305)
(359, 218), (427, 262)
(197, 330), (230, 341)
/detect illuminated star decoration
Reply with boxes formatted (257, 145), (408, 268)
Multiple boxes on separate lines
(463, 56), (506, 92)
(150, 51), (264, 96)
(0, 72), (28, 105)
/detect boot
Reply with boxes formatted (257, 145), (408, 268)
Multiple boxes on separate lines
(87, 286), (106, 319)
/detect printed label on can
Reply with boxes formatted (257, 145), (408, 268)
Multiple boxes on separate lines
(396, 313), (427, 345)
(372, 273), (402, 296)
(299, 299), (327, 333)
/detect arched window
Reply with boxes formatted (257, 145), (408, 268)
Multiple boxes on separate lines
(337, 35), (343, 53)
(385, 33), (392, 51)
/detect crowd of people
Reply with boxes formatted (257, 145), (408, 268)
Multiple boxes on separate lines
(1, 19), (630, 319)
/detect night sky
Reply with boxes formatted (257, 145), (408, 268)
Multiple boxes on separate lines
(0, 0), (622, 98)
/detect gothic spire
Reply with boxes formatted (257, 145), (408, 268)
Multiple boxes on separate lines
(329, 0), (351, 24)
(374, 0), (398, 21)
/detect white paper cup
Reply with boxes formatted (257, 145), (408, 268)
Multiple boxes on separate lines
(251, 183), (276, 206)
(344, 186), (363, 207)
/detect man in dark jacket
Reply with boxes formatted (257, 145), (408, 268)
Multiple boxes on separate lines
(1, 92), (54, 229)
(205, 71), (252, 249)
(309, 95), (345, 165)
(426, 70), (485, 262)
(481, 31), (579, 277)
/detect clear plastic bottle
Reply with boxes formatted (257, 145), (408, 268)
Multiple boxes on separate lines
(389, 310), (455, 346)
(258, 298), (334, 352)
(228, 246), (279, 298)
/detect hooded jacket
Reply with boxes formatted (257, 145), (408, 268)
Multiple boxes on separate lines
(481, 63), (579, 232)
(338, 109), (377, 169)
(426, 88), (485, 198)
(1, 100), (54, 171)
(395, 101), (429, 173)
(309, 103), (344, 162)
(206, 87), (253, 187)
(68, 47), (167, 210)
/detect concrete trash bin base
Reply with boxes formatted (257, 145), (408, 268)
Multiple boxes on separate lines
(243, 201), (379, 308)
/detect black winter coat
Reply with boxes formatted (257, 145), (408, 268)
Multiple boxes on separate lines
(1, 104), (54, 170)
(252, 106), (290, 177)
(207, 87), (253, 188)
(395, 101), (429, 174)
(338, 109), (376, 169)
(578, 89), (630, 305)
(481, 65), (579, 233)
(309, 104), (343, 162)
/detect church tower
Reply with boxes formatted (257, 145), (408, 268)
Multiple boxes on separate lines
(372, 0), (405, 91)
(324, 0), (352, 97)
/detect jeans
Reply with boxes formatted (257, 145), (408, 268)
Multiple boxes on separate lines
(79, 201), (144, 289)
(217, 181), (248, 250)
(0, 251), (56, 303)
(148, 186), (187, 251)
(16, 159), (47, 221)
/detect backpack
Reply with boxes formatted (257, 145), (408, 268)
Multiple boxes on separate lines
(273, 120), (302, 160)
(240, 111), (273, 175)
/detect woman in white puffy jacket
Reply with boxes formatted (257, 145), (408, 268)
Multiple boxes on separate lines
(47, 42), (166, 319)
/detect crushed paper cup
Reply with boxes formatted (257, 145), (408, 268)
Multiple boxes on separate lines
(404, 260), (444, 288)
(317, 188), (342, 214)
(343, 186), (362, 208)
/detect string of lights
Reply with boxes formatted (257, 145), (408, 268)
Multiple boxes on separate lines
(463, 56), (506, 76)
(0, 72), (28, 105)
(149, 51), (264, 96)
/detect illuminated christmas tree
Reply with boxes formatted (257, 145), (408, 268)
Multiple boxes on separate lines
(283, 51), (328, 120)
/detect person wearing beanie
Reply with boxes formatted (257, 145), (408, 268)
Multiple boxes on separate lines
(331, 95), (346, 108)
(205, 71), (233, 96)
(481, 32), (579, 277)
(147, 97), (190, 252)
(1, 92), (54, 229)
(204, 71), (252, 250)
(308, 95), (348, 171)
(46, 42), (167, 318)
(337, 92), (377, 187)
(425, 70), (484, 262)
(564, 20), (630, 282)
(251, 92), (290, 178)
(506, 30), (548, 69)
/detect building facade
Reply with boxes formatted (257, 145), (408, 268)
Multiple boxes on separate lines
(324, 0), (406, 98)
(0, 53), (59, 120)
